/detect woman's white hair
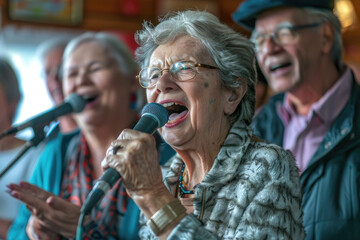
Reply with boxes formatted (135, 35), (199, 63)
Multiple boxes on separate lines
(62, 32), (144, 111)
(63, 32), (138, 77)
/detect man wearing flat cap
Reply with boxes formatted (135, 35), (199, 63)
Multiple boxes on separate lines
(233, 0), (360, 239)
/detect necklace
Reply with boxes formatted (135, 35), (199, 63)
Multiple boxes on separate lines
(178, 162), (194, 198)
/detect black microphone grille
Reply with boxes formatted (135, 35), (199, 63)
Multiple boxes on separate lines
(65, 94), (87, 113)
(141, 103), (169, 128)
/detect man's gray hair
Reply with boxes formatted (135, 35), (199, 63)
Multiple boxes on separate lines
(36, 37), (71, 64)
(303, 7), (343, 71)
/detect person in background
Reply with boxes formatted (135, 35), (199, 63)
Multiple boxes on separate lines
(36, 37), (77, 135)
(349, 64), (360, 83)
(7, 32), (150, 239)
(233, 0), (360, 239)
(102, 10), (304, 239)
(0, 57), (44, 239)
(254, 61), (273, 115)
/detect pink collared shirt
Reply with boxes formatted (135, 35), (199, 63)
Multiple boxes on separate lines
(278, 68), (353, 173)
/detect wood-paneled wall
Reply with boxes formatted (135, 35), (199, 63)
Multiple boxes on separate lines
(1, 0), (359, 65)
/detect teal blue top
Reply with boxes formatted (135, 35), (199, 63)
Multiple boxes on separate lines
(8, 125), (175, 239)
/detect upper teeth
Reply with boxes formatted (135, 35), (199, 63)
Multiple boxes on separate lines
(162, 102), (181, 107)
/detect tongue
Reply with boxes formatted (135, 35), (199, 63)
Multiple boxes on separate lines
(169, 110), (188, 121)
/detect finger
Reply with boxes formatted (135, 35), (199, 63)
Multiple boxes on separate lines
(8, 182), (54, 201)
(23, 196), (79, 238)
(107, 139), (126, 156)
(104, 137), (158, 175)
(38, 214), (78, 238)
(112, 145), (122, 155)
(7, 183), (40, 199)
(25, 204), (35, 214)
(35, 221), (58, 239)
(26, 217), (41, 240)
(32, 207), (78, 238)
(102, 154), (124, 173)
(46, 196), (81, 222)
(119, 128), (152, 140)
(101, 158), (109, 170)
(33, 209), (46, 221)
(27, 216), (57, 240)
(103, 139), (135, 170)
(109, 131), (155, 156)
(31, 196), (79, 223)
(19, 182), (56, 198)
(12, 189), (51, 214)
(110, 138), (124, 147)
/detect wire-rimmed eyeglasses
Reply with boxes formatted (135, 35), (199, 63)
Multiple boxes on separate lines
(136, 61), (219, 88)
(251, 22), (323, 52)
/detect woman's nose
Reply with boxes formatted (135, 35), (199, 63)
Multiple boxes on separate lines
(76, 69), (91, 86)
(155, 71), (178, 93)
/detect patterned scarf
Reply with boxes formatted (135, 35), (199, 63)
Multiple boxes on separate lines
(60, 134), (129, 239)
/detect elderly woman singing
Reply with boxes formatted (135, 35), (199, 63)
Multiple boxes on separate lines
(102, 10), (305, 239)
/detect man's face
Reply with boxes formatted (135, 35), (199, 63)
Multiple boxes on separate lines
(43, 47), (65, 105)
(254, 7), (324, 93)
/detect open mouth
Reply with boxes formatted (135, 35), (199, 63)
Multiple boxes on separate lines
(83, 95), (97, 104)
(270, 62), (292, 72)
(162, 102), (189, 124)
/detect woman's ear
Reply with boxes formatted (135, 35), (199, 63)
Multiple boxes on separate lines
(224, 79), (247, 115)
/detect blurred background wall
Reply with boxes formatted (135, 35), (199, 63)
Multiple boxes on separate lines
(0, 0), (359, 139)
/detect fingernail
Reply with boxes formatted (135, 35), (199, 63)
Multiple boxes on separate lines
(46, 197), (54, 206)
(19, 182), (26, 187)
(11, 192), (18, 198)
(6, 184), (14, 190)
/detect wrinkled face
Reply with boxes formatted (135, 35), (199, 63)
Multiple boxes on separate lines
(255, 7), (324, 93)
(62, 40), (135, 127)
(146, 35), (233, 149)
(43, 47), (65, 105)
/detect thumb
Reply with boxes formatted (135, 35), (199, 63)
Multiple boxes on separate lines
(46, 196), (74, 209)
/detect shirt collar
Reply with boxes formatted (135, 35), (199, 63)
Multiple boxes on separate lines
(278, 67), (352, 124)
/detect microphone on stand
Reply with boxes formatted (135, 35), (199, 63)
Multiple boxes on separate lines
(0, 93), (87, 139)
(0, 93), (87, 179)
(81, 102), (169, 215)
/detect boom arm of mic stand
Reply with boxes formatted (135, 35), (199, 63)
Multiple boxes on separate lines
(0, 124), (46, 179)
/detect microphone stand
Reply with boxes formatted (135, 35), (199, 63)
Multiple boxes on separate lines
(0, 124), (46, 179)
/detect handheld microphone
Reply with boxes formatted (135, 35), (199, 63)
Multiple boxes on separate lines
(0, 94), (86, 138)
(81, 102), (169, 215)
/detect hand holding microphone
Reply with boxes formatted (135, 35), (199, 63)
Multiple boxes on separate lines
(81, 103), (169, 214)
